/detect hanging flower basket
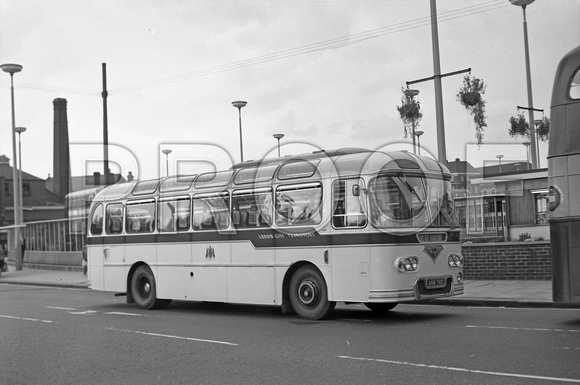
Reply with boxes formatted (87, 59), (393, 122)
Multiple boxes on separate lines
(461, 91), (481, 107)
(396, 88), (422, 138)
(508, 113), (529, 139)
(457, 75), (487, 145)
(536, 116), (550, 141)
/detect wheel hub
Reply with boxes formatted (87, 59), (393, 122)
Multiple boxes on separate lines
(298, 279), (318, 305)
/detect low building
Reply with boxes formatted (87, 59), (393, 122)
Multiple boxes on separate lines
(448, 158), (549, 241)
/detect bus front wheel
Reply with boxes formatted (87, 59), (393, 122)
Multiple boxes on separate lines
(289, 266), (335, 320)
(130, 265), (171, 310)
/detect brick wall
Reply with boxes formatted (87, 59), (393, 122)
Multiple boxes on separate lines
(462, 241), (551, 280)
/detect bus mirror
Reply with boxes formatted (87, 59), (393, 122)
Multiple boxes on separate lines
(352, 184), (360, 196)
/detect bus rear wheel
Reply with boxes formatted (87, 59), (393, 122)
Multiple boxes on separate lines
(365, 303), (397, 313)
(289, 266), (335, 320)
(131, 265), (171, 310)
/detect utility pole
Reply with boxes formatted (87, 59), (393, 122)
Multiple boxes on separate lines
(430, 0), (446, 164)
(405, 1), (470, 165)
(102, 63), (110, 185)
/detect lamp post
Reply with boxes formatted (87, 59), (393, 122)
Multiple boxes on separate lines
(1, 63), (23, 270)
(523, 141), (531, 169)
(510, 0), (538, 169)
(232, 101), (247, 162)
(273, 134), (284, 157)
(15, 127), (26, 225)
(162, 149), (172, 177)
(414, 130), (424, 155)
(496, 155), (504, 173)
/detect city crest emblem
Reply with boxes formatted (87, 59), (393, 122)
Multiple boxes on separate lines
(423, 245), (443, 263)
(205, 245), (215, 260)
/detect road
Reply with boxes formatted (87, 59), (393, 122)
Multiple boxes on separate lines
(1, 284), (579, 385)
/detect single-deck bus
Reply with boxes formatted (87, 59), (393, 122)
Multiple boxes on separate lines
(87, 148), (464, 319)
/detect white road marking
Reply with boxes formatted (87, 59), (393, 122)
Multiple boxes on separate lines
(466, 325), (580, 333)
(47, 306), (77, 311)
(339, 355), (580, 383)
(67, 310), (98, 315)
(107, 327), (239, 346)
(104, 311), (146, 316)
(0, 314), (53, 323)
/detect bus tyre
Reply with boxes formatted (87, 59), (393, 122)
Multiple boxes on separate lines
(289, 266), (335, 320)
(131, 265), (171, 310)
(364, 303), (397, 313)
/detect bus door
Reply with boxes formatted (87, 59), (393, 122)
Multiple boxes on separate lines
(330, 178), (370, 301)
(187, 193), (231, 301)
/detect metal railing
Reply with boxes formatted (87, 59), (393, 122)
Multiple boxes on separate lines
(21, 218), (85, 253)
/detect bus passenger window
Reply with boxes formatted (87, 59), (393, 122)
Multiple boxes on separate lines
(90, 204), (104, 235)
(332, 180), (367, 228)
(158, 198), (190, 232)
(276, 184), (322, 226)
(106, 203), (123, 235)
(232, 191), (272, 228)
(192, 194), (229, 231)
(125, 201), (155, 234)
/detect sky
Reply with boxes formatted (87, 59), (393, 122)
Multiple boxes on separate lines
(1, 0), (579, 182)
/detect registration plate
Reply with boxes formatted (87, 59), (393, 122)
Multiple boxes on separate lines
(426, 277), (447, 289)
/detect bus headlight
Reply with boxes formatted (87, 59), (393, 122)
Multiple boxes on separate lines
(448, 253), (464, 268)
(395, 256), (420, 273)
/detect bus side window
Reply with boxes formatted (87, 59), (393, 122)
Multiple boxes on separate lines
(332, 179), (367, 228)
(276, 184), (322, 226)
(175, 199), (190, 231)
(232, 191), (272, 228)
(125, 201), (155, 234)
(193, 194), (229, 231)
(106, 203), (124, 235)
(158, 198), (190, 232)
(90, 203), (104, 235)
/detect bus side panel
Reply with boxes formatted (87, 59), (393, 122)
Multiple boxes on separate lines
(87, 245), (104, 290)
(228, 267), (276, 304)
(330, 245), (370, 302)
(229, 237), (277, 304)
(103, 244), (126, 292)
(185, 237), (230, 302)
(156, 242), (192, 299)
(185, 267), (228, 301)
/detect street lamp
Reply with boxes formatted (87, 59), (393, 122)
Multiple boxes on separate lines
(162, 149), (172, 177)
(523, 141), (531, 169)
(15, 127), (26, 225)
(1, 63), (23, 271)
(414, 130), (424, 155)
(510, 0), (538, 169)
(273, 134), (284, 157)
(232, 101), (247, 162)
(405, 89), (420, 154)
(496, 155), (504, 173)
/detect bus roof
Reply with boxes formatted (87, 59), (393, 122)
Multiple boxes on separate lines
(92, 148), (449, 203)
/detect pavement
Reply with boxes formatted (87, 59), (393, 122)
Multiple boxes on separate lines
(0, 261), (577, 309)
